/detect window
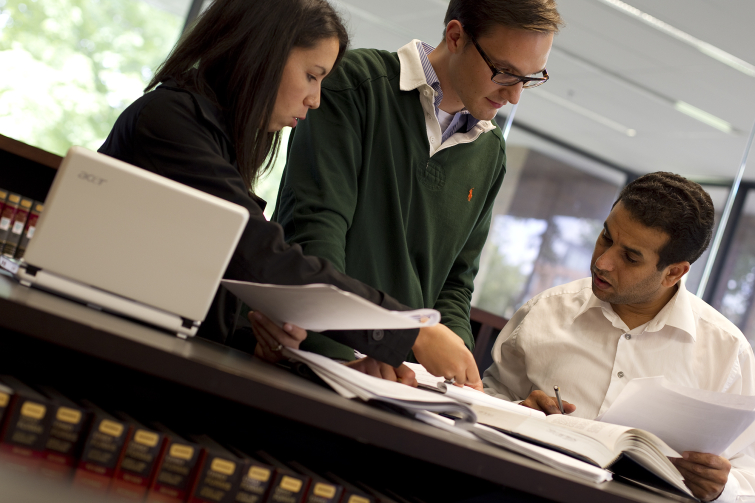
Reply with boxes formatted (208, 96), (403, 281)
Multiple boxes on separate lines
(472, 133), (626, 319)
(684, 185), (729, 295)
(0, 0), (192, 155)
(710, 189), (755, 343)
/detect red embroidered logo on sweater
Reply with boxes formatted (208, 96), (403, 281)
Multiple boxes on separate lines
(468, 188), (474, 201)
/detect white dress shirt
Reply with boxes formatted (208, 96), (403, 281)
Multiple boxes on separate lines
(483, 277), (755, 502)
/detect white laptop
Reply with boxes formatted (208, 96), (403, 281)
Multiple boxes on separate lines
(15, 146), (249, 337)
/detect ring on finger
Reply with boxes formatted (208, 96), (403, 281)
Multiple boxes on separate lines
(273, 344), (283, 352)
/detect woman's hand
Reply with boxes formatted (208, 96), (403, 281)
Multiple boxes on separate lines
(344, 357), (418, 387)
(249, 311), (307, 363)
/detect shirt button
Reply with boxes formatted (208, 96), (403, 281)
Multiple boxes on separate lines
(617, 371), (625, 378)
(625, 334), (631, 340)
(372, 329), (384, 341)
(430, 137), (435, 143)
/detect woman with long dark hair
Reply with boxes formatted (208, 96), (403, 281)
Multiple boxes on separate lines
(98, 0), (483, 389)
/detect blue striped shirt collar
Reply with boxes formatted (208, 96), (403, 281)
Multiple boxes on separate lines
(415, 41), (480, 141)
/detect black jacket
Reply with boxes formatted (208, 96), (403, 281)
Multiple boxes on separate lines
(98, 81), (418, 366)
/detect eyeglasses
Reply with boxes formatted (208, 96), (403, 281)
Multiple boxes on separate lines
(467, 32), (549, 88)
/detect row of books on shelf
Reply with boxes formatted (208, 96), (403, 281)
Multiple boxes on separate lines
(0, 188), (43, 260)
(0, 375), (383, 503)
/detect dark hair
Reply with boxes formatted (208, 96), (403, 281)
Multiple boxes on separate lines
(444, 0), (564, 39)
(146, 0), (349, 191)
(614, 172), (715, 269)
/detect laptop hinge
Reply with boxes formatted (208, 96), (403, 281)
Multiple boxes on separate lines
(24, 264), (41, 277)
(181, 317), (194, 329)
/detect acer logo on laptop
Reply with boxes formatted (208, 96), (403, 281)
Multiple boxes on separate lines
(78, 171), (107, 185)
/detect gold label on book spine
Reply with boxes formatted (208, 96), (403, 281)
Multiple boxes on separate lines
(0, 190), (7, 199)
(314, 483), (336, 498)
(280, 476), (302, 493)
(134, 429), (159, 447)
(248, 466), (271, 482)
(8, 194), (20, 203)
(210, 458), (236, 476)
(348, 496), (369, 503)
(0, 392), (9, 407)
(169, 444), (194, 460)
(99, 419), (124, 437)
(57, 407), (82, 424)
(36, 204), (44, 212)
(20, 199), (32, 208)
(20, 401), (46, 419)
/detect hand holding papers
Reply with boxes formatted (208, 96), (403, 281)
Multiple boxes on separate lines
(599, 376), (755, 455)
(221, 280), (440, 331)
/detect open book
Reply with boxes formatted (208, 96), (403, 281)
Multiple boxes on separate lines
(221, 280), (440, 331)
(472, 408), (693, 497)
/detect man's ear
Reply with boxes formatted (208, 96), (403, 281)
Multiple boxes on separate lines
(662, 261), (691, 288)
(445, 20), (465, 54)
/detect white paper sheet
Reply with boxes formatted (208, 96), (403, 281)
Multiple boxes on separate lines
(599, 376), (755, 455)
(221, 280), (440, 331)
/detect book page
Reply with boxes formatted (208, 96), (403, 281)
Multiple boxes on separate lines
(472, 425), (613, 483)
(545, 415), (635, 452)
(475, 408), (614, 467)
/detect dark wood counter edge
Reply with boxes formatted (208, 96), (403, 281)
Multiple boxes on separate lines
(0, 133), (63, 169)
(0, 295), (680, 503)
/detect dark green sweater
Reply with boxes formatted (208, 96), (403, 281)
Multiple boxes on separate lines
(273, 48), (506, 360)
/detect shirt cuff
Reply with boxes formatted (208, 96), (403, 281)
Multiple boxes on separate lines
(714, 471), (741, 503)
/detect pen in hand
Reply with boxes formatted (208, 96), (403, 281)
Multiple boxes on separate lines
(554, 385), (565, 414)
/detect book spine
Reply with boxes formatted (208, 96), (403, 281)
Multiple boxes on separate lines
(38, 401), (90, 482)
(2, 197), (33, 257)
(303, 481), (342, 503)
(72, 414), (131, 494)
(264, 471), (310, 503)
(109, 427), (167, 501)
(0, 390), (52, 472)
(234, 460), (275, 503)
(187, 449), (243, 503)
(0, 193), (21, 249)
(146, 438), (202, 503)
(0, 189), (8, 234)
(15, 201), (43, 260)
(0, 383), (13, 426)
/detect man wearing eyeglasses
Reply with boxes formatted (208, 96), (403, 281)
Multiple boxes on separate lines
(273, 0), (561, 385)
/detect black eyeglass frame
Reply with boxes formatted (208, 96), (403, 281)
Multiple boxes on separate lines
(467, 32), (549, 88)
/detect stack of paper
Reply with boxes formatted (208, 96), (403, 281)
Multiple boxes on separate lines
(283, 348), (476, 423)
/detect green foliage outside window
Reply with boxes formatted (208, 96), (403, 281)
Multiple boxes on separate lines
(0, 0), (184, 156)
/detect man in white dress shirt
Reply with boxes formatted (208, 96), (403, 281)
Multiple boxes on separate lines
(483, 172), (755, 502)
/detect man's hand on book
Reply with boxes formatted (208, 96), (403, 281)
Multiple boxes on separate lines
(249, 311), (307, 363)
(413, 324), (483, 391)
(521, 390), (576, 415)
(344, 357), (418, 387)
(671, 452), (731, 502)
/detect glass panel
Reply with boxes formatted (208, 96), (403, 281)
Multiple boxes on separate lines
(685, 185), (730, 295)
(0, 0), (191, 155)
(256, 127), (291, 219)
(472, 133), (626, 319)
(711, 189), (755, 344)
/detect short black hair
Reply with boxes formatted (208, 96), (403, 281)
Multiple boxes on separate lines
(614, 172), (714, 270)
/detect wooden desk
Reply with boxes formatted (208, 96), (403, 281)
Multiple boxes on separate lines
(0, 274), (687, 503)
